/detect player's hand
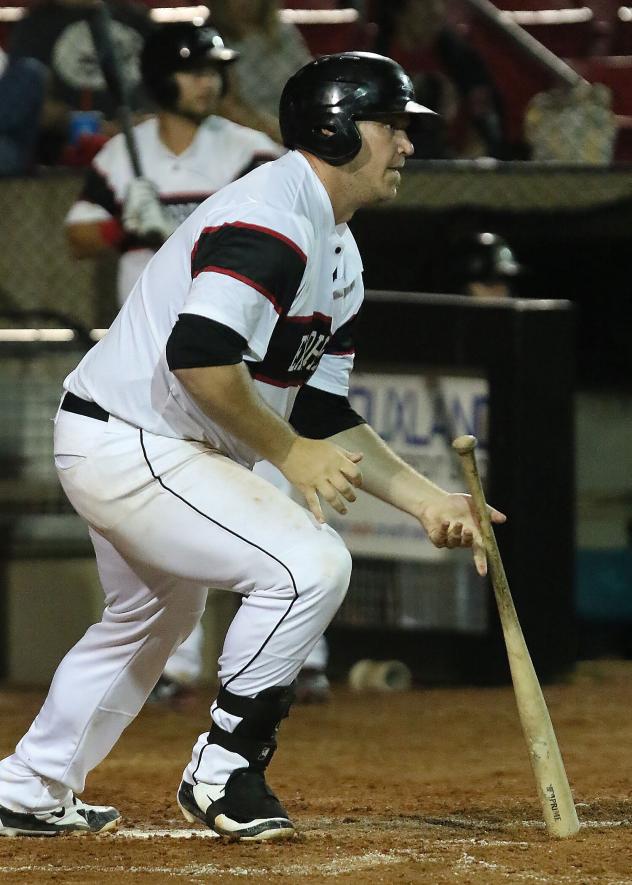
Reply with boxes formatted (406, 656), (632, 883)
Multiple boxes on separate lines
(122, 177), (176, 244)
(417, 493), (506, 576)
(278, 437), (363, 524)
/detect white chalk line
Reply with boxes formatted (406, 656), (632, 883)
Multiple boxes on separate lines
(117, 827), (219, 839)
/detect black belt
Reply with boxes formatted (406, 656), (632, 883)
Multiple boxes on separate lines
(61, 391), (110, 422)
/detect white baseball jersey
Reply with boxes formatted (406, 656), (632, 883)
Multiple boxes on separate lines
(64, 150), (363, 468)
(65, 115), (281, 302)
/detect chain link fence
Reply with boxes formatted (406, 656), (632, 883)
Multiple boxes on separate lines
(394, 159), (632, 211)
(0, 172), (118, 331)
(2, 162), (632, 336)
(338, 556), (487, 633)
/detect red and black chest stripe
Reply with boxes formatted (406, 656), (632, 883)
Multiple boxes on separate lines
(191, 221), (307, 315)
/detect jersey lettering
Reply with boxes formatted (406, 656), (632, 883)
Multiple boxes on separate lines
(288, 331), (330, 373)
(248, 312), (332, 388)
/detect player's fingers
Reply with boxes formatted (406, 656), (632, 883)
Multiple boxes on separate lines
(340, 451), (363, 487)
(341, 464), (363, 488)
(322, 481), (348, 516)
(473, 538), (488, 576)
(446, 522), (463, 548)
(461, 527), (474, 546)
(303, 489), (325, 524)
(429, 520), (450, 547)
(331, 478), (357, 503)
(489, 506), (507, 523)
(328, 473), (357, 503)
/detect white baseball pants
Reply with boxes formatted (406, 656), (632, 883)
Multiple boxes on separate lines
(0, 409), (351, 813)
(163, 461), (330, 685)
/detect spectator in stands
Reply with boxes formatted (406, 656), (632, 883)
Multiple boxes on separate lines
(374, 0), (507, 158)
(0, 47), (47, 175)
(8, 0), (153, 164)
(210, 0), (312, 142)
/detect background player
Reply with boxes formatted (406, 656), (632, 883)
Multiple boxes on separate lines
(65, 22), (281, 307)
(0, 52), (505, 841)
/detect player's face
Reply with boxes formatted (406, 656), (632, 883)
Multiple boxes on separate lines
(174, 67), (223, 122)
(348, 117), (414, 205)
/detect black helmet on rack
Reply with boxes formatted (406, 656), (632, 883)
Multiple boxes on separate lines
(459, 232), (521, 286)
(141, 23), (239, 110)
(279, 52), (436, 166)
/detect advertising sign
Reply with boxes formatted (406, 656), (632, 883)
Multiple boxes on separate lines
(327, 371), (489, 562)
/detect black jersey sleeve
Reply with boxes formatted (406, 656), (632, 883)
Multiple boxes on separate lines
(289, 384), (366, 439)
(79, 164), (119, 217)
(166, 314), (248, 370)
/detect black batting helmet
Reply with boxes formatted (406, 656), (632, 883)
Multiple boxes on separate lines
(279, 52), (436, 166)
(141, 23), (238, 110)
(445, 232), (522, 294)
(460, 233), (520, 284)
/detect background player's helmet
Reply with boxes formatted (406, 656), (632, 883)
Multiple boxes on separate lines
(141, 23), (239, 110)
(445, 232), (522, 295)
(459, 232), (520, 285)
(279, 52), (436, 166)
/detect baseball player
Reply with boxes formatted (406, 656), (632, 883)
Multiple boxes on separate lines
(0, 52), (505, 840)
(66, 22), (281, 307)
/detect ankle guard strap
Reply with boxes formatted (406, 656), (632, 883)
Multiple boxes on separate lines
(208, 684), (295, 772)
(208, 723), (276, 770)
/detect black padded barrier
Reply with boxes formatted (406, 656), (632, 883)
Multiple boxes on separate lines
(328, 291), (576, 685)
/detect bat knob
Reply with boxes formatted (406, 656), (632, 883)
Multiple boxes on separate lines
(452, 434), (478, 454)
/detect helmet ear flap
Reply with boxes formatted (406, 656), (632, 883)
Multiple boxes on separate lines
(283, 109), (363, 166)
(318, 114), (363, 166)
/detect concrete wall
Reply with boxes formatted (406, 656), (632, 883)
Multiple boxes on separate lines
(6, 559), (238, 687)
(576, 391), (632, 549)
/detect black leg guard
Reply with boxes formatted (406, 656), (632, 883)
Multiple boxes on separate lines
(207, 683), (295, 771)
(178, 684), (297, 839)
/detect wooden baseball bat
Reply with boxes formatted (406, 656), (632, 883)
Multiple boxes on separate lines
(452, 434), (579, 838)
(88, 2), (166, 248)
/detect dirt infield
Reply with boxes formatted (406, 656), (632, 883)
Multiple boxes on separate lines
(1, 660), (631, 884)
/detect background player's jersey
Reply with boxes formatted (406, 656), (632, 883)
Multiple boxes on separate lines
(64, 151), (363, 468)
(65, 116), (281, 302)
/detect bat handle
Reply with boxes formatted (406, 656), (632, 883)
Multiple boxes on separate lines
(451, 435), (496, 549)
(118, 104), (143, 178)
(452, 435), (517, 625)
